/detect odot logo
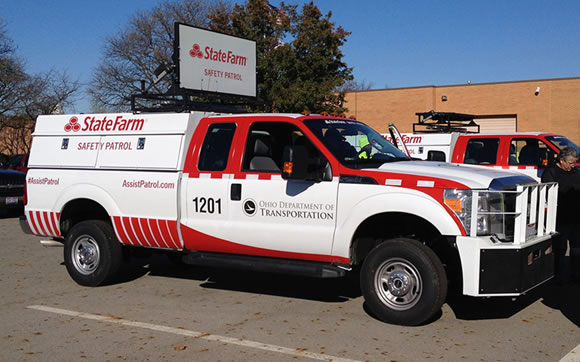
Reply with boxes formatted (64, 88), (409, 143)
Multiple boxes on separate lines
(242, 199), (257, 217)
(64, 116), (81, 132)
(189, 44), (203, 59)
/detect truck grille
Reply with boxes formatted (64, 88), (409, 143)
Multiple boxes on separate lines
(0, 172), (25, 197)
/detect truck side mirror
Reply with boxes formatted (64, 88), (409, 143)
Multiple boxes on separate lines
(281, 145), (330, 182)
(427, 150), (446, 162)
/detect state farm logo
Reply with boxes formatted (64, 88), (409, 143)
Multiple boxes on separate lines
(64, 117), (81, 132)
(63, 115), (145, 133)
(189, 44), (203, 58)
(188, 43), (247, 66)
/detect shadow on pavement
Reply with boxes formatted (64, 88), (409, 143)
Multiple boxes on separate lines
(446, 280), (580, 326)
(119, 253), (362, 303)
(0, 209), (24, 219)
(540, 282), (580, 327)
(110, 251), (580, 326)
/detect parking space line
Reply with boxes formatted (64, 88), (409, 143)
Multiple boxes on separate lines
(27, 305), (361, 362)
(560, 343), (580, 362)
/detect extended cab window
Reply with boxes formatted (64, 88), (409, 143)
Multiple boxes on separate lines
(464, 138), (499, 165)
(242, 122), (323, 173)
(509, 138), (552, 167)
(198, 123), (236, 171)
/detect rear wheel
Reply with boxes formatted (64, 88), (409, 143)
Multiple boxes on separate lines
(360, 238), (447, 326)
(64, 220), (122, 286)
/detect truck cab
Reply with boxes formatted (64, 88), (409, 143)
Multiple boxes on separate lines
(451, 133), (577, 180)
(385, 111), (580, 181)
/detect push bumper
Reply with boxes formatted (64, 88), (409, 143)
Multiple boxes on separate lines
(456, 234), (555, 297)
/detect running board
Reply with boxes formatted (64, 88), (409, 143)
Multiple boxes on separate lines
(182, 252), (347, 278)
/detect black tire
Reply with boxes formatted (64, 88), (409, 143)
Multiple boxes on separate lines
(360, 238), (447, 326)
(64, 220), (123, 286)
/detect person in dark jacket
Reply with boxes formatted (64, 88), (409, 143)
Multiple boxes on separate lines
(541, 147), (580, 282)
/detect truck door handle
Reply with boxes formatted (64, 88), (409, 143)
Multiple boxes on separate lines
(231, 183), (241, 201)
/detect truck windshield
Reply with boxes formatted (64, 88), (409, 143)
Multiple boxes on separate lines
(304, 118), (410, 168)
(545, 135), (580, 155)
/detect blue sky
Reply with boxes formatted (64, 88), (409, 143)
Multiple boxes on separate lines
(1, 0), (579, 112)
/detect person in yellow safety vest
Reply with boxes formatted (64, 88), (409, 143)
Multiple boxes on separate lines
(358, 135), (372, 159)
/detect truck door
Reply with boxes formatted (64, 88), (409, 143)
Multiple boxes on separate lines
(182, 122), (338, 261)
(228, 121), (338, 261)
(180, 122), (238, 251)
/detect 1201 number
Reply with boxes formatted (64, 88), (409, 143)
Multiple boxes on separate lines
(192, 197), (222, 214)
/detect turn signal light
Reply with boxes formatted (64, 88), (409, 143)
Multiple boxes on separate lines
(444, 199), (462, 213)
(283, 162), (293, 174)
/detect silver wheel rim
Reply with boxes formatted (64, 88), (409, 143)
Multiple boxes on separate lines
(71, 235), (100, 275)
(374, 257), (423, 311)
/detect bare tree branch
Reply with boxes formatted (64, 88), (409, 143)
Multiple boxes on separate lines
(0, 19), (80, 154)
(89, 0), (231, 112)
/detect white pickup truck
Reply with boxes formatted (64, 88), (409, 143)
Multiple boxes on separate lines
(21, 112), (558, 326)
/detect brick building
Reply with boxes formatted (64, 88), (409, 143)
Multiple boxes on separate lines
(344, 77), (580, 144)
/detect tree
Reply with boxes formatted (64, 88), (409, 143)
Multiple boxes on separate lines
(210, 1), (353, 113)
(0, 21), (29, 118)
(89, 0), (231, 112)
(335, 79), (374, 92)
(0, 20), (80, 155)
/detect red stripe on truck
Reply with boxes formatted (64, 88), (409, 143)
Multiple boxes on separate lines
(112, 216), (133, 245)
(110, 216), (180, 250)
(122, 216), (141, 246)
(180, 224), (350, 264)
(41, 212), (54, 235)
(161, 220), (181, 249)
(152, 219), (171, 249)
(35, 211), (49, 235)
(50, 212), (61, 237)
(139, 218), (159, 248)
(155, 219), (172, 248)
(26, 211), (61, 237)
(27, 210), (40, 235)
(130, 217), (150, 247)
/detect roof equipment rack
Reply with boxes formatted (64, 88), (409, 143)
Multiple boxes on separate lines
(414, 111), (480, 133)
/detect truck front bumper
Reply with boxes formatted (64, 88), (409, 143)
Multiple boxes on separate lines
(456, 234), (555, 296)
(0, 195), (23, 212)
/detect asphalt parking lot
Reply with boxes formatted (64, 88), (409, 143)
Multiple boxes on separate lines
(1, 216), (579, 361)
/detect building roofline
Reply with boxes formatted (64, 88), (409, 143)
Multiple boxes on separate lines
(346, 76), (580, 93)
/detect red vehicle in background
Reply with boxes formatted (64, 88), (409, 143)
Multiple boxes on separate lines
(385, 111), (580, 181)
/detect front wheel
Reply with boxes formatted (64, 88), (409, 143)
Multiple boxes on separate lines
(64, 220), (123, 286)
(360, 238), (447, 326)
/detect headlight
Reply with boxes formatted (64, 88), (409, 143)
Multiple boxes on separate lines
(443, 189), (515, 241)
(444, 189), (504, 237)
(444, 189), (474, 235)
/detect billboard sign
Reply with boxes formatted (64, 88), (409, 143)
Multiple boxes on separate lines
(176, 23), (256, 98)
